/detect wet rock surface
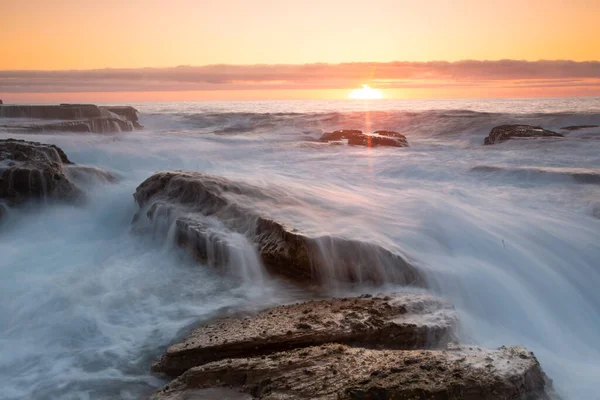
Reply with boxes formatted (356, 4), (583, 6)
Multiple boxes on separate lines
(133, 171), (422, 285)
(484, 125), (564, 145)
(0, 138), (117, 210)
(154, 343), (552, 400)
(0, 104), (141, 133)
(319, 130), (409, 147)
(152, 293), (457, 377)
(0, 138), (81, 205)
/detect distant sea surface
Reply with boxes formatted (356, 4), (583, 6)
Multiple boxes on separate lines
(1, 97), (599, 399)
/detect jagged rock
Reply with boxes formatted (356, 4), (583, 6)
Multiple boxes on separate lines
(319, 130), (408, 147)
(560, 125), (599, 131)
(152, 293), (457, 377)
(0, 104), (141, 133)
(484, 125), (564, 145)
(153, 344), (553, 400)
(133, 171), (422, 285)
(0, 138), (82, 204)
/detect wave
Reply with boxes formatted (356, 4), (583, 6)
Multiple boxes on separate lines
(145, 110), (600, 142)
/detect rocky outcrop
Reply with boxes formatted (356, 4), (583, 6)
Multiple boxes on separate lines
(152, 293), (457, 377)
(0, 138), (82, 205)
(560, 125), (598, 131)
(133, 171), (422, 285)
(319, 130), (408, 147)
(0, 138), (117, 210)
(150, 293), (554, 400)
(154, 344), (552, 400)
(0, 104), (141, 133)
(484, 125), (564, 145)
(104, 106), (143, 129)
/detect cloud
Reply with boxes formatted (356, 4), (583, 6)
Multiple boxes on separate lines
(1, 60), (599, 93)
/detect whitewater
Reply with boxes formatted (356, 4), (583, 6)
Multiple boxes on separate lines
(1, 97), (599, 399)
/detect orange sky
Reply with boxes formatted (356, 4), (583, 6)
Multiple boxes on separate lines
(1, 0), (599, 100)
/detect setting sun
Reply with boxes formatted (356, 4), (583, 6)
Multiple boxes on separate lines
(348, 85), (383, 100)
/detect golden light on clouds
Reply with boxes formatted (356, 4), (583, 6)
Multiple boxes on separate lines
(348, 85), (383, 100)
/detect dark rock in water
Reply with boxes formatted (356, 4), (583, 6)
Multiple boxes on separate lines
(152, 293), (457, 377)
(104, 106), (143, 129)
(0, 100), (3, 105)
(0, 138), (82, 205)
(0, 138), (116, 209)
(320, 130), (408, 147)
(22, 117), (134, 133)
(0, 104), (141, 133)
(484, 125), (564, 145)
(560, 125), (599, 131)
(153, 343), (553, 400)
(133, 171), (422, 285)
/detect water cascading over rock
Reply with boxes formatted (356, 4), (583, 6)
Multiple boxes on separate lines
(132, 171), (422, 286)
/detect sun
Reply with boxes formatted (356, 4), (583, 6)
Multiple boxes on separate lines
(348, 84), (383, 100)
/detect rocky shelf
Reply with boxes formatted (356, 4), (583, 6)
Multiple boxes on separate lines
(150, 293), (555, 400)
(0, 103), (142, 133)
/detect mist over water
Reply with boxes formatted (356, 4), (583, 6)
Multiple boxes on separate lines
(1, 97), (600, 399)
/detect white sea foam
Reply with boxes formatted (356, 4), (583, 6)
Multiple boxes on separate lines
(1, 97), (599, 399)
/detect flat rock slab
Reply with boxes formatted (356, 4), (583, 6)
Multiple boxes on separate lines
(484, 125), (564, 145)
(152, 293), (457, 377)
(154, 343), (552, 400)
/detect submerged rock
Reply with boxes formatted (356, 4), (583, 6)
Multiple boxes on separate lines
(133, 171), (422, 285)
(0, 104), (141, 133)
(0, 138), (82, 204)
(560, 125), (599, 131)
(484, 125), (564, 145)
(319, 130), (408, 147)
(152, 293), (457, 377)
(153, 344), (552, 400)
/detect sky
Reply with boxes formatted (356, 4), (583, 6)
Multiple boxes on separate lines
(1, 0), (599, 101)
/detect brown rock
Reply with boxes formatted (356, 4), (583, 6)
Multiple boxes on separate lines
(0, 138), (81, 205)
(320, 130), (408, 147)
(152, 293), (457, 377)
(484, 125), (564, 145)
(133, 171), (422, 285)
(153, 344), (553, 400)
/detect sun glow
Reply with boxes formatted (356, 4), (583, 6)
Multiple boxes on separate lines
(348, 85), (383, 100)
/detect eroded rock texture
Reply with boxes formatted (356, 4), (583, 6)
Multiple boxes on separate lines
(133, 171), (422, 285)
(154, 344), (552, 400)
(484, 125), (564, 145)
(152, 293), (457, 377)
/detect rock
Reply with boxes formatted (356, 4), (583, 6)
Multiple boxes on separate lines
(560, 125), (599, 131)
(133, 171), (422, 285)
(0, 100), (3, 105)
(0, 139), (116, 209)
(319, 130), (408, 147)
(0, 104), (141, 133)
(104, 106), (143, 129)
(0, 138), (82, 205)
(152, 293), (457, 377)
(153, 344), (553, 400)
(484, 125), (564, 145)
(22, 117), (134, 133)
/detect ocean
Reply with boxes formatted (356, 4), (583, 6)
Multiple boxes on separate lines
(1, 97), (599, 399)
